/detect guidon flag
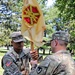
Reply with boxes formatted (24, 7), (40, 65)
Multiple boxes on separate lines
(21, 0), (46, 47)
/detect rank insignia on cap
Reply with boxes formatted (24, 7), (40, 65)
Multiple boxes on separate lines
(6, 61), (12, 67)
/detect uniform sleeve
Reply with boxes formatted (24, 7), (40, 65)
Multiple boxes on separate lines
(29, 57), (50, 75)
(2, 55), (22, 75)
(29, 56), (60, 75)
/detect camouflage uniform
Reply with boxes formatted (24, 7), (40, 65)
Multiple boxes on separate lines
(29, 50), (75, 75)
(1, 48), (31, 75)
(1, 31), (31, 75)
(29, 31), (75, 75)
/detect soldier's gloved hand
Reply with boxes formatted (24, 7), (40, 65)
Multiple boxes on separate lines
(30, 50), (38, 60)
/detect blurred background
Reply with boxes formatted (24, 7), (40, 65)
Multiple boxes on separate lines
(0, 0), (75, 74)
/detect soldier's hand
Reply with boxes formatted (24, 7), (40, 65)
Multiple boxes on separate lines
(30, 60), (38, 70)
(30, 60), (38, 66)
(30, 50), (38, 60)
(21, 70), (25, 75)
(21, 70), (29, 75)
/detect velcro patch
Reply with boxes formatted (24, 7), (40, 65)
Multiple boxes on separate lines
(36, 66), (42, 74)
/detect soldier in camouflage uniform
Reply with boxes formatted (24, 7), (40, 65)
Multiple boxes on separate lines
(1, 31), (38, 75)
(29, 31), (75, 75)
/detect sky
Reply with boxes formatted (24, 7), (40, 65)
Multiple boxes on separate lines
(47, 0), (55, 6)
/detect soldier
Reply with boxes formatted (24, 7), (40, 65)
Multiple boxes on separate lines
(1, 31), (38, 75)
(29, 31), (75, 75)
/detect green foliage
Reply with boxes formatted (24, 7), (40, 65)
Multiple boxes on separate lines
(0, 0), (22, 46)
(0, 0), (56, 47)
(55, 0), (75, 21)
(55, 0), (75, 51)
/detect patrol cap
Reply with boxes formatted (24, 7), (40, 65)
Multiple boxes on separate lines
(51, 31), (70, 42)
(10, 31), (24, 42)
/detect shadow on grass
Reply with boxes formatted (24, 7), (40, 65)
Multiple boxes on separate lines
(0, 51), (7, 53)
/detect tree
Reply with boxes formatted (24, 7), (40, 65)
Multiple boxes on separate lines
(55, 0), (75, 54)
(0, 0), (56, 50)
(0, 0), (22, 47)
(55, 0), (75, 21)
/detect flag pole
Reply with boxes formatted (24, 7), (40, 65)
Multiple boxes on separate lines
(28, 29), (34, 51)
(31, 41), (34, 51)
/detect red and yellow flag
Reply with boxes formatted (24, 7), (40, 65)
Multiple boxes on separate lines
(21, 0), (46, 47)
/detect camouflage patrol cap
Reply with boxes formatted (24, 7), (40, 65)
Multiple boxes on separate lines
(51, 31), (70, 42)
(10, 31), (24, 42)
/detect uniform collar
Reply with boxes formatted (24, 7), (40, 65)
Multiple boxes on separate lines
(11, 48), (25, 58)
(54, 50), (70, 54)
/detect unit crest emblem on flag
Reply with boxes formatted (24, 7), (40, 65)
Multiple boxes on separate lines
(23, 5), (40, 26)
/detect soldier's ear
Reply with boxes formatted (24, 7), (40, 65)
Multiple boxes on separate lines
(55, 40), (58, 46)
(11, 40), (13, 45)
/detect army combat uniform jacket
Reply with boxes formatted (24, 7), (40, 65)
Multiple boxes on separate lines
(1, 48), (31, 75)
(29, 50), (75, 75)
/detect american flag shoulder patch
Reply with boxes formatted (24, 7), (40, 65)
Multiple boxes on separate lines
(6, 61), (12, 67)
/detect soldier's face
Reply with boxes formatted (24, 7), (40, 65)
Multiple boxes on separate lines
(11, 41), (24, 52)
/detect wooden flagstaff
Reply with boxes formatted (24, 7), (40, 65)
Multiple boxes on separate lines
(27, 29), (35, 51)
(31, 41), (34, 51)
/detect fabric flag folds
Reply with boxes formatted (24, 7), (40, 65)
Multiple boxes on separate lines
(21, 0), (46, 47)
